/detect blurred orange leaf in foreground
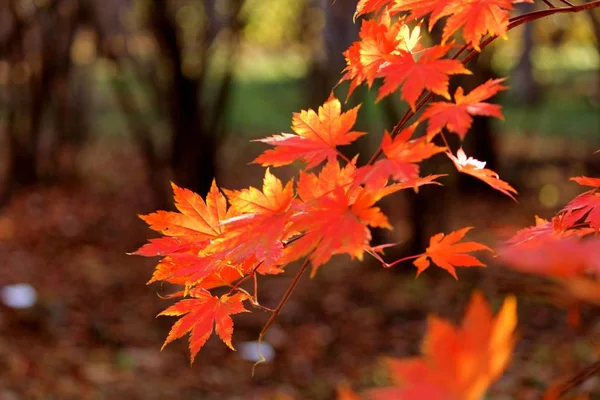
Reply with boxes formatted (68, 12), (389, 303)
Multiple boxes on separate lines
(366, 292), (517, 400)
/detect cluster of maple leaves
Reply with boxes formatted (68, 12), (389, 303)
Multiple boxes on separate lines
(134, 0), (600, 397)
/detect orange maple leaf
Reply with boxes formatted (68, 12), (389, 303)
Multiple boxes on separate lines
(137, 181), (227, 243)
(342, 15), (421, 99)
(411, 227), (492, 279)
(368, 292), (517, 400)
(253, 96), (364, 169)
(159, 289), (249, 363)
(377, 44), (471, 109)
(354, 124), (446, 188)
(133, 181), (237, 288)
(447, 148), (517, 200)
(420, 78), (507, 140)
(219, 169), (295, 268)
(283, 162), (391, 273)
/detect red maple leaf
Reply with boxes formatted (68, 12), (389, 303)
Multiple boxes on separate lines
(354, 124), (446, 188)
(377, 44), (471, 109)
(447, 148), (517, 200)
(409, 227), (492, 279)
(159, 289), (249, 363)
(368, 292), (517, 400)
(561, 191), (600, 231)
(253, 96), (364, 169)
(420, 78), (507, 140)
(505, 215), (594, 247)
(571, 176), (600, 188)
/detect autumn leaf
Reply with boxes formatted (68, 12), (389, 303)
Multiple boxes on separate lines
(287, 187), (375, 274)
(411, 227), (492, 279)
(342, 15), (421, 99)
(499, 236), (600, 304)
(447, 148), (517, 200)
(159, 289), (249, 363)
(571, 176), (600, 188)
(561, 190), (600, 231)
(377, 44), (471, 109)
(283, 162), (392, 273)
(253, 96), (364, 169)
(505, 214), (594, 247)
(219, 169), (295, 267)
(368, 292), (517, 400)
(499, 236), (600, 279)
(420, 78), (507, 140)
(354, 124), (446, 188)
(137, 181), (227, 242)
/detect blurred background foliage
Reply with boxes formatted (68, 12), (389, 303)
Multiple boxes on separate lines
(0, 0), (599, 398)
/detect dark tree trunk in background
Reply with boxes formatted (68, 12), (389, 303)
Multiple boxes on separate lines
(151, 1), (214, 196)
(307, 0), (358, 107)
(513, 2), (540, 106)
(151, 0), (244, 197)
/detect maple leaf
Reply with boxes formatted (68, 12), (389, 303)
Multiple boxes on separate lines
(561, 191), (600, 231)
(505, 215), (594, 247)
(137, 181), (227, 241)
(411, 227), (492, 279)
(420, 78), (507, 140)
(287, 187), (375, 274)
(219, 169), (295, 267)
(159, 289), (249, 363)
(377, 44), (471, 109)
(447, 148), (517, 200)
(499, 236), (600, 279)
(368, 292), (517, 400)
(499, 236), (600, 304)
(296, 159), (356, 202)
(571, 176), (600, 188)
(354, 124), (446, 188)
(284, 163), (391, 273)
(134, 182), (239, 289)
(253, 96), (364, 169)
(342, 16), (424, 99)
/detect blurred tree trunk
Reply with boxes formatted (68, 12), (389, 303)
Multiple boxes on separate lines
(150, 0), (244, 197)
(307, 0), (358, 107)
(513, 2), (540, 106)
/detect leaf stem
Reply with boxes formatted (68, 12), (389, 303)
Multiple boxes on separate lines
(252, 257), (311, 374)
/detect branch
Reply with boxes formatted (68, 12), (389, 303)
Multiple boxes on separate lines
(545, 360), (600, 398)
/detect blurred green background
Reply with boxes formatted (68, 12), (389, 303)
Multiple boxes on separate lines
(0, 0), (599, 399)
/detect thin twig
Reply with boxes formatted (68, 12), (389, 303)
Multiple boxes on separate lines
(546, 360), (600, 398)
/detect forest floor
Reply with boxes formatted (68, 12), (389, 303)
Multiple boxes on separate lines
(1, 134), (600, 400)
